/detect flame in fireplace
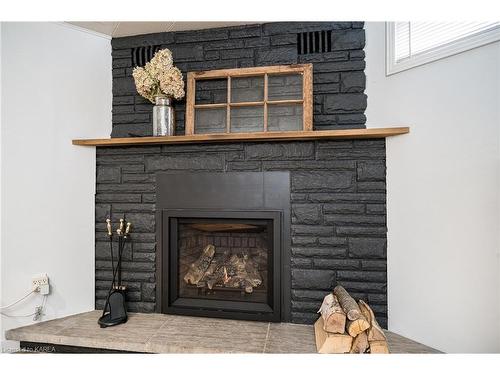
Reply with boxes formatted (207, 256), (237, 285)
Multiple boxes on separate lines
(223, 266), (230, 284)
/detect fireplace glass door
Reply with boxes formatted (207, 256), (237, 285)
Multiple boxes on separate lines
(162, 210), (281, 321)
(178, 218), (271, 303)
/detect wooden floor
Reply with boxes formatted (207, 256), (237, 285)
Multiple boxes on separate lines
(6, 310), (439, 354)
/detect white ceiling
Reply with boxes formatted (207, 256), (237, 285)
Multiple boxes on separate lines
(67, 22), (257, 38)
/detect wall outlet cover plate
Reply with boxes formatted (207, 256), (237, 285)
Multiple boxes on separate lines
(32, 273), (50, 294)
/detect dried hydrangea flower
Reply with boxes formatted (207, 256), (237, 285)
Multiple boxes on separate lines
(146, 49), (173, 78)
(133, 48), (184, 103)
(159, 67), (185, 100)
(132, 67), (156, 103)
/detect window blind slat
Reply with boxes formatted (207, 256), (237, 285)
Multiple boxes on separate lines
(394, 22), (410, 60)
(394, 21), (500, 62)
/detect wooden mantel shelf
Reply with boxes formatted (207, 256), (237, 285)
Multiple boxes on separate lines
(72, 127), (409, 147)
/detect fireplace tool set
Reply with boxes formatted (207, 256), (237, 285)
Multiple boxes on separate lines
(98, 218), (132, 328)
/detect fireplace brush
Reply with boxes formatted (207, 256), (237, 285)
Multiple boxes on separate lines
(98, 218), (132, 328)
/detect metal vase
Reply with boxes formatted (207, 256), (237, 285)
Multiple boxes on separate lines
(152, 96), (175, 136)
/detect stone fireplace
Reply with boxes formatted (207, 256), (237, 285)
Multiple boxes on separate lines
(95, 21), (388, 328)
(95, 140), (387, 326)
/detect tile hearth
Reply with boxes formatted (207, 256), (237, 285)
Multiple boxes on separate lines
(6, 310), (439, 353)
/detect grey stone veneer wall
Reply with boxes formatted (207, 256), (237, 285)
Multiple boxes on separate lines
(95, 140), (387, 327)
(111, 22), (367, 137)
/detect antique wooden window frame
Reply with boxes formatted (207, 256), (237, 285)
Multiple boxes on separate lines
(185, 64), (313, 135)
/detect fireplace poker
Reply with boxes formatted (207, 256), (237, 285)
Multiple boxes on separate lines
(117, 218), (125, 285)
(106, 219), (114, 286)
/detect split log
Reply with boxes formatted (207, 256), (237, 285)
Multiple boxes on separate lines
(219, 254), (262, 290)
(346, 318), (370, 337)
(358, 300), (386, 342)
(369, 340), (389, 354)
(333, 285), (362, 320)
(201, 250), (229, 288)
(204, 263), (226, 289)
(349, 331), (369, 354)
(200, 252), (262, 292)
(314, 317), (353, 354)
(317, 294), (346, 334)
(183, 244), (215, 285)
(334, 285), (369, 337)
(244, 256), (262, 288)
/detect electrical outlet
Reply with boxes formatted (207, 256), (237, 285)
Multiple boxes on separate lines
(32, 273), (50, 295)
(33, 305), (44, 321)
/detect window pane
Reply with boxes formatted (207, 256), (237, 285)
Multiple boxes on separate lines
(230, 106), (263, 133)
(268, 104), (303, 131)
(195, 79), (227, 104)
(195, 108), (226, 134)
(268, 74), (302, 101)
(231, 76), (264, 103)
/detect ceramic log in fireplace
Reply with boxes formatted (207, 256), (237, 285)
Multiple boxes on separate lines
(156, 172), (291, 322)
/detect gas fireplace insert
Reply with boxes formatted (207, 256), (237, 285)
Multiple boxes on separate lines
(156, 172), (291, 322)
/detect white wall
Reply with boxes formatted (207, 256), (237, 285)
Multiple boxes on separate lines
(0, 22), (111, 350)
(365, 22), (500, 353)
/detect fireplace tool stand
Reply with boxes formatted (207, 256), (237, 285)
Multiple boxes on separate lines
(98, 218), (131, 328)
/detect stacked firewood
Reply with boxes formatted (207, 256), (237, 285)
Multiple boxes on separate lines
(314, 285), (389, 354)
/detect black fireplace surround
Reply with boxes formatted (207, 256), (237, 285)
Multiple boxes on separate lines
(156, 172), (290, 321)
(95, 22), (388, 327)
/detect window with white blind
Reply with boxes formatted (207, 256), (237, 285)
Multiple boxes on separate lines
(386, 22), (500, 75)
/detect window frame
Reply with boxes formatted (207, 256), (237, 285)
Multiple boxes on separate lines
(185, 64), (313, 135)
(386, 22), (500, 75)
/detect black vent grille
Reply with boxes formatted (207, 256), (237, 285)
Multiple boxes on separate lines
(297, 30), (332, 55)
(132, 45), (162, 67)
